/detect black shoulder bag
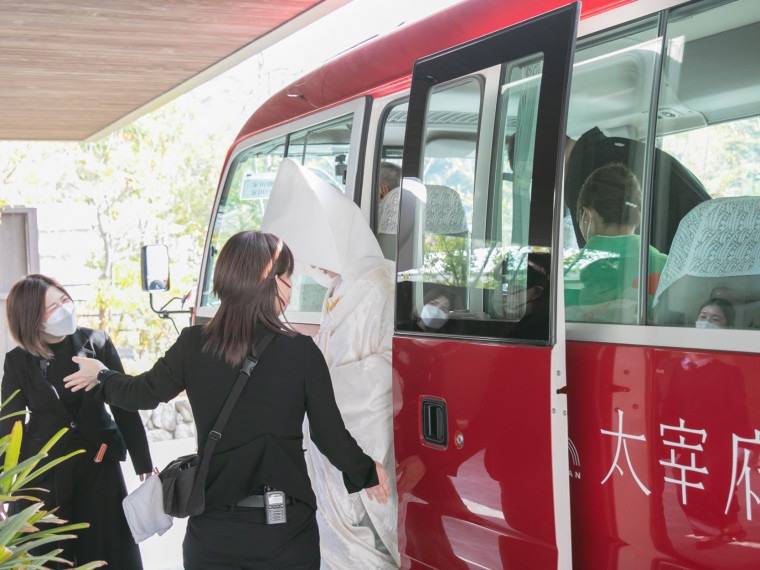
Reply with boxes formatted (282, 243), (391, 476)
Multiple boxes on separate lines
(159, 330), (275, 518)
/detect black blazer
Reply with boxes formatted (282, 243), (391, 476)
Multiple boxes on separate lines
(1, 328), (152, 474)
(96, 325), (378, 510)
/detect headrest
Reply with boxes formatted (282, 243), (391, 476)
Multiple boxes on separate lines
(654, 196), (760, 307)
(377, 184), (468, 236)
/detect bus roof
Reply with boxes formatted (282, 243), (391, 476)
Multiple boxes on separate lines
(235, 0), (635, 144)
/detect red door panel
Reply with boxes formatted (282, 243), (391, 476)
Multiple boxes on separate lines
(395, 336), (558, 568)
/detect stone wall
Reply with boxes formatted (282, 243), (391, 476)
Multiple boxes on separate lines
(138, 397), (196, 442)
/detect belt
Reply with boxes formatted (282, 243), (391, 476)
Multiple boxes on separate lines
(234, 493), (294, 508)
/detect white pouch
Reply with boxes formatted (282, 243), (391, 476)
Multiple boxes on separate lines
(122, 472), (173, 543)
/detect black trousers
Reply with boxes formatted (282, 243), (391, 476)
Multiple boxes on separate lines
(183, 501), (320, 570)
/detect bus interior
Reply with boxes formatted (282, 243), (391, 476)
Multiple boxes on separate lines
(372, 0), (760, 337)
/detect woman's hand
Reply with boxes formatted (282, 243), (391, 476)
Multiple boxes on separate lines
(63, 357), (107, 392)
(139, 472), (154, 482)
(365, 461), (391, 504)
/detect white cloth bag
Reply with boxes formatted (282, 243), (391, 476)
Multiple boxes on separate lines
(122, 473), (173, 543)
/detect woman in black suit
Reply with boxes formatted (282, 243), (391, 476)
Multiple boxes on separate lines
(1, 274), (152, 569)
(65, 230), (390, 570)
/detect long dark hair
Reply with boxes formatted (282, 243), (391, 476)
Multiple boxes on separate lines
(203, 231), (295, 366)
(6, 274), (73, 359)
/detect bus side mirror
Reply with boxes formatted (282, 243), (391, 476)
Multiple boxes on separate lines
(141, 244), (171, 292)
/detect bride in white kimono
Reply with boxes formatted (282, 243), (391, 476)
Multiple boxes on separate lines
(261, 159), (400, 569)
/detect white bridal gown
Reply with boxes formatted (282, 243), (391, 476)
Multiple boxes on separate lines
(262, 159), (400, 569)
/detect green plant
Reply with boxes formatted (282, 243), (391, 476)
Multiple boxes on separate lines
(0, 391), (104, 569)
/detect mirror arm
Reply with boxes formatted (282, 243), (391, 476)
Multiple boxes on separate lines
(149, 293), (193, 317)
(148, 293), (194, 335)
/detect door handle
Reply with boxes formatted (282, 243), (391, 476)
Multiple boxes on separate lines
(421, 397), (447, 447)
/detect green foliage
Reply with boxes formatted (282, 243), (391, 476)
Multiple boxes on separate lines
(421, 234), (470, 288)
(0, 393), (105, 569)
(661, 117), (760, 198)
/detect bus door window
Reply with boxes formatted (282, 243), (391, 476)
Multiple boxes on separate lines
(651, 0), (760, 331)
(396, 57), (554, 343)
(562, 18), (661, 324)
(201, 135), (286, 307)
(286, 114), (353, 192)
(396, 77), (479, 335)
(375, 100), (407, 260)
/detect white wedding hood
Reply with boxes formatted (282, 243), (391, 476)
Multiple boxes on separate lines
(261, 158), (386, 282)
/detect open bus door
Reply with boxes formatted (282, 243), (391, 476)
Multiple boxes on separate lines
(392, 4), (578, 568)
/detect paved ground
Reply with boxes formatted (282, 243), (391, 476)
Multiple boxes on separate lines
(122, 437), (197, 570)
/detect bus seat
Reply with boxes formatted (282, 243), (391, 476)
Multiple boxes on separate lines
(652, 196), (760, 328)
(377, 184), (468, 260)
(377, 186), (401, 260)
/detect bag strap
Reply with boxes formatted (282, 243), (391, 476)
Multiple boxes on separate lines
(192, 329), (276, 485)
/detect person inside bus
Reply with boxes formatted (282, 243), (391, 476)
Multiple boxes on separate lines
(564, 162), (668, 323)
(377, 161), (401, 204)
(260, 158), (400, 569)
(407, 286), (455, 333)
(563, 126), (709, 253)
(695, 298), (735, 329)
(63, 230), (390, 570)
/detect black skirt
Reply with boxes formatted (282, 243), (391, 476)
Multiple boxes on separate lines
(183, 501), (320, 570)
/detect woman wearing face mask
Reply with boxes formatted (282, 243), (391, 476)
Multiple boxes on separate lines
(63, 231), (390, 570)
(564, 162), (668, 323)
(415, 288), (454, 332)
(1, 273), (152, 569)
(696, 298), (734, 329)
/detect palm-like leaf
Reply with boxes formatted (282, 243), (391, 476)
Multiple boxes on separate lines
(0, 396), (106, 568)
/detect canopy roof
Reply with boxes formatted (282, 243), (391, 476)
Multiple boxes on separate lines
(0, 0), (349, 141)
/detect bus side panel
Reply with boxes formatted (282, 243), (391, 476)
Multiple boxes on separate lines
(393, 336), (559, 569)
(567, 341), (760, 569)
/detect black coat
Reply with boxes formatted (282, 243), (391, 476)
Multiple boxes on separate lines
(1, 327), (152, 473)
(96, 325), (378, 510)
(1, 327), (150, 569)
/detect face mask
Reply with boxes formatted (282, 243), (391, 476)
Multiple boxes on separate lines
(695, 320), (722, 329)
(420, 304), (448, 330)
(43, 301), (77, 337)
(302, 265), (338, 289)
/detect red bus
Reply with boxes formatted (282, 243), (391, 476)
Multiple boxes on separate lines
(192, 0), (760, 567)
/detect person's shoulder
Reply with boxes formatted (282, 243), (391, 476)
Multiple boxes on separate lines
(174, 324), (206, 347)
(355, 263), (394, 297)
(648, 244), (669, 266)
(4, 345), (27, 363)
(181, 324), (205, 337)
(274, 332), (322, 357)
(275, 331), (315, 349)
(76, 327), (108, 346)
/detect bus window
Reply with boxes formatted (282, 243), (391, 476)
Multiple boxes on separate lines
(562, 18), (661, 324)
(397, 57), (556, 342)
(200, 112), (359, 314)
(395, 77), (479, 334)
(286, 114), (353, 192)
(201, 135), (285, 307)
(651, 0), (760, 330)
(375, 100), (406, 260)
